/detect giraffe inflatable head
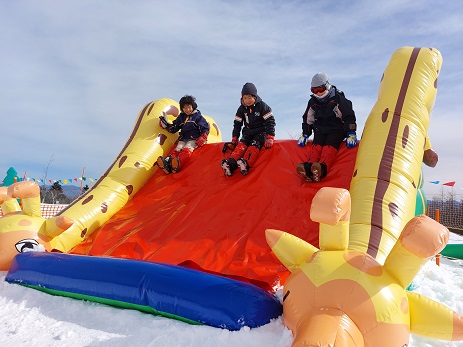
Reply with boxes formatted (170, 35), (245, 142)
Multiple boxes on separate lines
(0, 181), (73, 270)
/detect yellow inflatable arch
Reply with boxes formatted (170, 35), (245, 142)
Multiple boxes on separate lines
(0, 98), (221, 269)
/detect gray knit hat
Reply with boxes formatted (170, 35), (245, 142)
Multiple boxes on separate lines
(241, 82), (257, 96)
(311, 72), (329, 88)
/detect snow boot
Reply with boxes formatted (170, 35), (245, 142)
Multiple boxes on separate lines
(171, 157), (181, 173)
(296, 162), (313, 182)
(221, 158), (238, 177)
(237, 158), (250, 175)
(156, 156), (172, 174)
(310, 162), (327, 182)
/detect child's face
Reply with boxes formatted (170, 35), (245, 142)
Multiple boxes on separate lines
(182, 104), (194, 115)
(242, 95), (256, 107)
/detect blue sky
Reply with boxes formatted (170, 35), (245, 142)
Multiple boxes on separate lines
(1, 1), (462, 196)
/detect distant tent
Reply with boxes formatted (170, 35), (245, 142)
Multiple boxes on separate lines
(2, 167), (18, 187)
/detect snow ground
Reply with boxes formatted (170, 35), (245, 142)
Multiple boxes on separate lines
(1, 257), (462, 347)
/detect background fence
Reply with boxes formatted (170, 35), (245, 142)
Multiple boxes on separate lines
(0, 204), (67, 219)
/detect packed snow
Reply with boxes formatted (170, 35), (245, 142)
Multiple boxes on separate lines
(1, 255), (462, 347)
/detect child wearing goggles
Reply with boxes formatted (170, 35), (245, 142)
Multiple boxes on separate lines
(296, 72), (358, 182)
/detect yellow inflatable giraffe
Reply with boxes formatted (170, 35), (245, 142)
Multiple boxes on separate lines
(0, 181), (73, 270)
(267, 47), (463, 346)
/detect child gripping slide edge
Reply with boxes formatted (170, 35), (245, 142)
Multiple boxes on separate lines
(296, 72), (358, 182)
(157, 95), (210, 174)
(221, 82), (276, 177)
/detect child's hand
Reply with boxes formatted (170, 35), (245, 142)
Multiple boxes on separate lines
(196, 133), (208, 147)
(297, 134), (311, 147)
(264, 135), (274, 149)
(346, 132), (358, 148)
(159, 112), (172, 129)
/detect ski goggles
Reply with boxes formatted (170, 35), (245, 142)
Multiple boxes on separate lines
(311, 84), (327, 94)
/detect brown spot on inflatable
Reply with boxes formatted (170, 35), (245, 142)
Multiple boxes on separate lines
(353, 169), (358, 177)
(382, 108), (389, 123)
(134, 162), (140, 168)
(423, 148), (438, 168)
(82, 195), (93, 205)
(119, 156), (127, 168)
(81, 228), (88, 238)
(126, 185), (133, 195)
(402, 125), (409, 148)
(212, 123), (220, 136)
(165, 105), (179, 117)
(412, 181), (416, 189)
(389, 202), (399, 218)
(101, 202), (108, 213)
(159, 133), (168, 145)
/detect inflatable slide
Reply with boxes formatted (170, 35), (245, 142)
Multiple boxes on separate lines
(69, 140), (357, 289)
(2, 96), (357, 329)
(3, 46), (463, 346)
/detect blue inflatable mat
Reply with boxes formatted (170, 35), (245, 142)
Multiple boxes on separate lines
(6, 252), (282, 330)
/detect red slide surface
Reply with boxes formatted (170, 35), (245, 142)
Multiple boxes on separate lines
(72, 140), (357, 291)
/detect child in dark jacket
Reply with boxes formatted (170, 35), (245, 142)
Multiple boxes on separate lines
(221, 83), (276, 176)
(296, 72), (357, 182)
(157, 95), (210, 174)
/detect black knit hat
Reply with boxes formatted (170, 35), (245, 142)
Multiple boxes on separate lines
(241, 82), (257, 96)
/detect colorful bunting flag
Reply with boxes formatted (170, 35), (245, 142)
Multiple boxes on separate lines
(25, 177), (99, 185)
(443, 181), (456, 187)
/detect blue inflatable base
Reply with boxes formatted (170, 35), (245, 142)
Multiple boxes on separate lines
(6, 252), (282, 330)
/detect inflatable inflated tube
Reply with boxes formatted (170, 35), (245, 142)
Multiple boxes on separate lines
(6, 252), (282, 330)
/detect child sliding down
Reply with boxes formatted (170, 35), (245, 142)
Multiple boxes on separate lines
(157, 95), (209, 174)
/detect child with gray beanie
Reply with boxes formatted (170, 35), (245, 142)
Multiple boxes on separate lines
(296, 72), (357, 182)
(221, 82), (276, 177)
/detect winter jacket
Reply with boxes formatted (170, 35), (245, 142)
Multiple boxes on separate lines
(232, 96), (276, 138)
(170, 109), (210, 141)
(302, 86), (356, 136)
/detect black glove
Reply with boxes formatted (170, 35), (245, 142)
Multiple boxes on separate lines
(222, 142), (237, 153)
